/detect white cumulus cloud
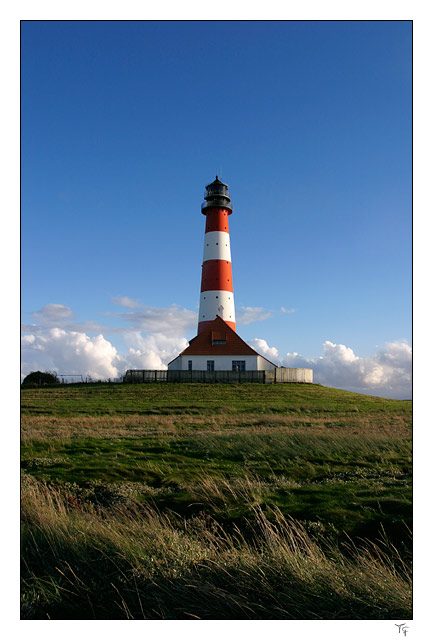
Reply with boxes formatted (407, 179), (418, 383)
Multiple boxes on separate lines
(282, 340), (412, 399)
(21, 329), (120, 380)
(21, 300), (195, 380)
(121, 332), (189, 370)
(248, 338), (280, 363)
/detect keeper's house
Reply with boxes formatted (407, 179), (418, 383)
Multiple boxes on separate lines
(167, 316), (276, 372)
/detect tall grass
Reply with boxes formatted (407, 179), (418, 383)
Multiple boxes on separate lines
(21, 383), (412, 619)
(21, 477), (412, 620)
(21, 410), (411, 442)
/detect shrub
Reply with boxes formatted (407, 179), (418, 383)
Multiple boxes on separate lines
(22, 371), (59, 387)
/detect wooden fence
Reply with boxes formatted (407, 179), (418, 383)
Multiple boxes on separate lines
(123, 368), (313, 384)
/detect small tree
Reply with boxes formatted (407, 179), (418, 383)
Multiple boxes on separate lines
(22, 371), (59, 387)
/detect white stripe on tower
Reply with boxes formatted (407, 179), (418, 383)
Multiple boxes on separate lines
(198, 176), (236, 334)
(199, 289), (235, 324)
(202, 231), (232, 262)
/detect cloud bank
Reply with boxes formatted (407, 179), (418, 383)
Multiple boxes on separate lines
(21, 301), (411, 398)
(21, 329), (120, 380)
(21, 300), (194, 380)
(249, 337), (412, 399)
(21, 329), (189, 380)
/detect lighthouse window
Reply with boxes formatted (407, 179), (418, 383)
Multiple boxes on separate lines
(232, 361), (246, 372)
(216, 295), (218, 298)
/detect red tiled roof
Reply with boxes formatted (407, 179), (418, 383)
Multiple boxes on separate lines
(180, 316), (269, 358)
(211, 330), (226, 341)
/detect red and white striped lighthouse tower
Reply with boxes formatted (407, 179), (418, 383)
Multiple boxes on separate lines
(198, 176), (236, 334)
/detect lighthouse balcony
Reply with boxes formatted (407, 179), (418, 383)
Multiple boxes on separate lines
(201, 200), (232, 213)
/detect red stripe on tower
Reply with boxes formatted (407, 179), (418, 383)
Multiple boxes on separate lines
(198, 176), (236, 334)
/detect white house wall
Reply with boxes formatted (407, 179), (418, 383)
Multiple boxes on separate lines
(257, 355), (277, 371)
(175, 354), (266, 371)
(167, 356), (182, 370)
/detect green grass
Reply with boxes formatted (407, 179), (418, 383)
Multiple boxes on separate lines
(21, 382), (412, 619)
(20, 431), (412, 544)
(21, 477), (412, 620)
(21, 382), (412, 417)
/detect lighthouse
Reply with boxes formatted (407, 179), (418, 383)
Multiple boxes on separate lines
(122, 174), (314, 382)
(162, 176), (313, 382)
(198, 176), (236, 333)
(167, 175), (278, 373)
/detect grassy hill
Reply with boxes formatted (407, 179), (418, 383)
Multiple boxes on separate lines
(21, 383), (412, 620)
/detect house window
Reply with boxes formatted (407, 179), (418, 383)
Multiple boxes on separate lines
(207, 360), (215, 371)
(232, 360), (246, 372)
(188, 360), (192, 371)
(212, 339), (226, 344)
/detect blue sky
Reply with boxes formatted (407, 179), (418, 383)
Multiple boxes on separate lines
(21, 20), (412, 397)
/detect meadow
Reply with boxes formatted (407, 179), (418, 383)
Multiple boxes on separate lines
(21, 382), (412, 620)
